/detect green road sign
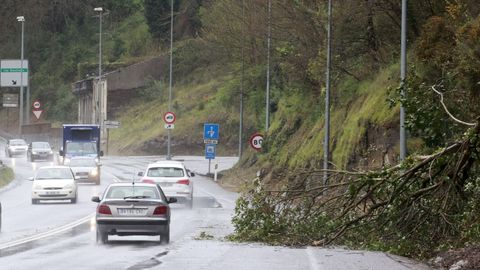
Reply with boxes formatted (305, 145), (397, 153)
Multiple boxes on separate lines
(1, 68), (28, 72)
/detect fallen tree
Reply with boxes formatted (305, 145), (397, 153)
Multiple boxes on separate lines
(230, 117), (480, 258)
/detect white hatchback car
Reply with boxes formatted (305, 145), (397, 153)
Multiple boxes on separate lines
(139, 161), (194, 208)
(30, 166), (78, 204)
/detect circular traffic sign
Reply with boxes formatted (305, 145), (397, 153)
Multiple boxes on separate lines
(32, 100), (41, 109)
(249, 133), (264, 151)
(163, 111), (176, 124)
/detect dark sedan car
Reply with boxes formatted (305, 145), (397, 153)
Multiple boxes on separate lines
(27, 142), (54, 162)
(92, 182), (176, 244)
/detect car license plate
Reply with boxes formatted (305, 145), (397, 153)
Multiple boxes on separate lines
(159, 182), (173, 187)
(46, 191), (60, 195)
(118, 208), (147, 216)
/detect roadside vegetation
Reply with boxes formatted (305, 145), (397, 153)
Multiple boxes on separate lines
(0, 165), (14, 189)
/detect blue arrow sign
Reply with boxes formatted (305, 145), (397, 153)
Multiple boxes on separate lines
(205, 144), (216, 159)
(204, 123), (219, 140)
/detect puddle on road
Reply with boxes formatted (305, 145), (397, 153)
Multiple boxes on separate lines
(126, 251), (168, 270)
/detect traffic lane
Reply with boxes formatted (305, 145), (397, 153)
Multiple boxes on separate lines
(0, 157), (115, 244)
(0, 175), (230, 269)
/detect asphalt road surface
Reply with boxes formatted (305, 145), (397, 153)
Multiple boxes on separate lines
(0, 142), (433, 270)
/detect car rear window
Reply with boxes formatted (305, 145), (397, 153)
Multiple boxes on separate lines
(147, 167), (184, 177)
(106, 186), (160, 199)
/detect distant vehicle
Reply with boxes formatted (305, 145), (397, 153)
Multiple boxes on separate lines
(5, 139), (28, 157)
(30, 166), (78, 204)
(91, 182), (176, 244)
(68, 157), (101, 185)
(27, 142), (54, 162)
(59, 124), (103, 165)
(139, 160), (195, 209)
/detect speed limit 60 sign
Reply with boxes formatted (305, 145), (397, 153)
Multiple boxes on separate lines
(249, 133), (264, 151)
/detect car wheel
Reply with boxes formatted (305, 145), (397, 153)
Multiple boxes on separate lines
(32, 199), (38, 204)
(160, 227), (170, 245)
(96, 229), (108, 244)
(71, 197), (77, 204)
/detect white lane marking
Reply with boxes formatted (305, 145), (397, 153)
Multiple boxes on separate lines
(306, 247), (323, 270)
(0, 213), (95, 250)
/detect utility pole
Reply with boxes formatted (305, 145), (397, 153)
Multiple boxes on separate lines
(167, 0), (174, 160)
(17, 16), (25, 133)
(323, 0), (332, 189)
(400, 0), (407, 160)
(94, 7), (103, 125)
(239, 0), (245, 159)
(265, 0), (271, 131)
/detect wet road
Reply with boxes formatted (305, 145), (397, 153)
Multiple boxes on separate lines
(0, 141), (432, 270)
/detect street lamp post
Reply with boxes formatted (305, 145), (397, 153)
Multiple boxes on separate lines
(167, 0), (174, 160)
(17, 16), (25, 133)
(400, 0), (407, 160)
(94, 7), (103, 126)
(323, 0), (332, 190)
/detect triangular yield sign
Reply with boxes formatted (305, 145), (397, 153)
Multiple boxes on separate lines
(33, 110), (42, 119)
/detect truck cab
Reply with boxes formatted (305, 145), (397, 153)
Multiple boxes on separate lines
(59, 124), (103, 164)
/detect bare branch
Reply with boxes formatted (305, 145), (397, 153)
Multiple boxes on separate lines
(431, 86), (475, 126)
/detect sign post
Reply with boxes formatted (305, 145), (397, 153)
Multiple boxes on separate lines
(203, 123), (219, 175)
(31, 99), (43, 121)
(249, 133), (264, 151)
(104, 120), (121, 156)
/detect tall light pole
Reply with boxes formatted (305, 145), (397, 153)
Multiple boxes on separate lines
(94, 7), (103, 126)
(17, 16), (25, 133)
(239, 0), (245, 158)
(323, 0), (332, 189)
(265, 0), (271, 131)
(399, 0), (407, 160)
(167, 0), (174, 160)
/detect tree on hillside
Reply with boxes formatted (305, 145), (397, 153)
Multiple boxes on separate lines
(144, 0), (180, 42)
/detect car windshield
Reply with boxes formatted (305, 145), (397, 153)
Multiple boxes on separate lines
(35, 168), (73, 180)
(32, 142), (51, 149)
(69, 158), (96, 167)
(66, 142), (97, 155)
(105, 186), (159, 199)
(10, 139), (26, 146)
(147, 167), (184, 177)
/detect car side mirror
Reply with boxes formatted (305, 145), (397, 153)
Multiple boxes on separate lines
(137, 172), (144, 177)
(168, 197), (177, 204)
(91, 196), (101, 203)
(99, 151), (104, 157)
(190, 172), (195, 177)
(28, 177), (34, 181)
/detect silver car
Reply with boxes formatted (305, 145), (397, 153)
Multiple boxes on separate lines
(68, 157), (101, 185)
(5, 139), (28, 157)
(92, 182), (177, 244)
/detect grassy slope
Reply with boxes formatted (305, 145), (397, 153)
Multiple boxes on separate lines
(0, 166), (14, 188)
(108, 60), (402, 189)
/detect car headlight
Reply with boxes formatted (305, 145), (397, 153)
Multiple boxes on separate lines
(32, 151), (38, 155)
(48, 150), (53, 154)
(34, 185), (42, 190)
(63, 158), (71, 165)
(94, 157), (99, 163)
(65, 184), (74, 190)
(90, 168), (98, 176)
